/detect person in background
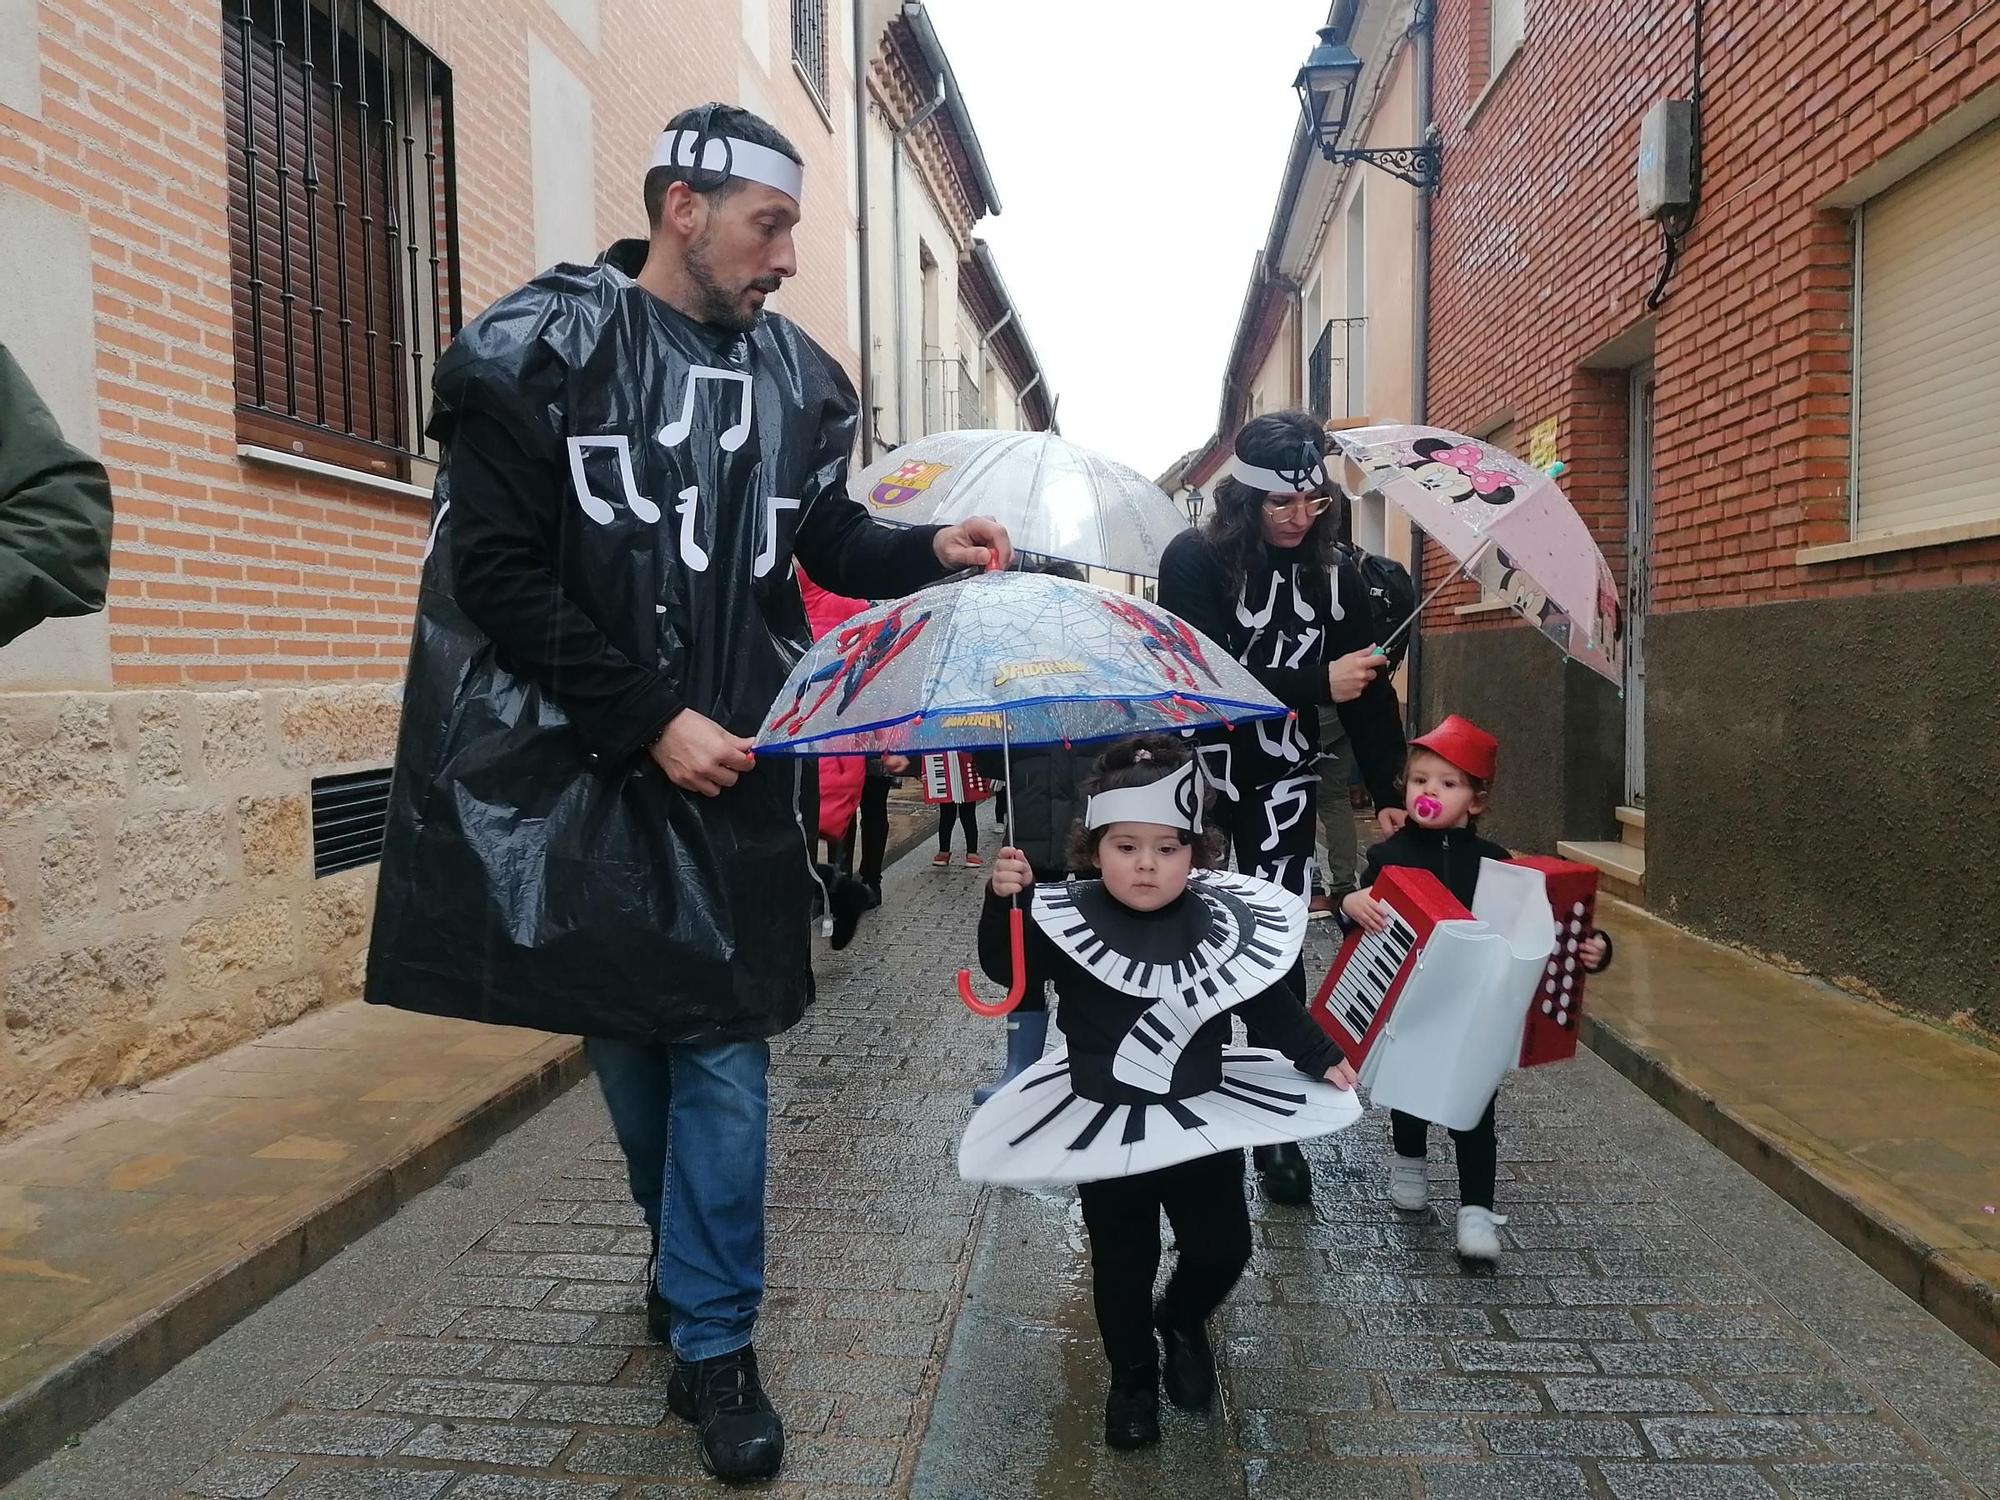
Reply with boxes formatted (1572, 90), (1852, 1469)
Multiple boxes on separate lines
(1157, 411), (1407, 1206)
(0, 343), (113, 648)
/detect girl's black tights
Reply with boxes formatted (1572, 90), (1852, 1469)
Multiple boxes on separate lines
(937, 801), (979, 854)
(1075, 1150), (1252, 1375)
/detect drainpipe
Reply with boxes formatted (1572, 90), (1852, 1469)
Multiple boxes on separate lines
(852, 0), (875, 462)
(1405, 0), (1436, 731)
(892, 76), (946, 441)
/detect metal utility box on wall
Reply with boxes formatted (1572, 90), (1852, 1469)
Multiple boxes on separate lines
(1636, 100), (1695, 221)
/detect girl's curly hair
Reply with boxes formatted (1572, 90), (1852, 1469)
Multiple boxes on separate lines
(1063, 734), (1227, 872)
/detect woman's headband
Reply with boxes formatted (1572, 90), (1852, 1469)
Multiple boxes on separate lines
(1226, 449), (1333, 495)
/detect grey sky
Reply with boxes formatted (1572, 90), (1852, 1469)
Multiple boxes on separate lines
(925, 0), (1330, 479)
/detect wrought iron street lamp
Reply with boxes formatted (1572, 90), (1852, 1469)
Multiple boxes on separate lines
(1294, 24), (1441, 191)
(1184, 487), (1204, 524)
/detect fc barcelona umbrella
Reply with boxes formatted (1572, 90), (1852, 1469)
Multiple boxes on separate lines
(855, 429), (1190, 578)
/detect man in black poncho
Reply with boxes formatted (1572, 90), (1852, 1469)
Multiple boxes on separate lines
(365, 104), (1010, 1484)
(1158, 410), (1407, 1206)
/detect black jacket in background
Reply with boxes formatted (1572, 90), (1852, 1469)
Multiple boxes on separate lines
(974, 743), (1085, 881)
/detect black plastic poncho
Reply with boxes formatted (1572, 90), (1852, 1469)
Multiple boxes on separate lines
(365, 240), (943, 1045)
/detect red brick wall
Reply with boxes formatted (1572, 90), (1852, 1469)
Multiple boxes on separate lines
(4, 0), (860, 687)
(1420, 0), (2000, 631)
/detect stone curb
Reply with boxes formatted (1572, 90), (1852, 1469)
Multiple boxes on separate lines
(1580, 1010), (1999, 1369)
(0, 1039), (589, 1485)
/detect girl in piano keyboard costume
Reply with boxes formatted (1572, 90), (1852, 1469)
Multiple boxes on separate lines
(1340, 715), (1612, 1263)
(958, 736), (1363, 1451)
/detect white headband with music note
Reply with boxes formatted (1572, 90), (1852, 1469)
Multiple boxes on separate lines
(1085, 758), (1203, 835)
(1228, 453), (1332, 494)
(650, 130), (805, 203)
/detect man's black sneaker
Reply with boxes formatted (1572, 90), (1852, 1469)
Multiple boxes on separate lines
(1254, 1142), (1314, 1205)
(1155, 1307), (1216, 1410)
(667, 1346), (784, 1482)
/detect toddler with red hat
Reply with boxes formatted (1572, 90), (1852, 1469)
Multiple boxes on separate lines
(1339, 715), (1612, 1264)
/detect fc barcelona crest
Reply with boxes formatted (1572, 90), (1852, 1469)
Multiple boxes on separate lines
(871, 459), (951, 508)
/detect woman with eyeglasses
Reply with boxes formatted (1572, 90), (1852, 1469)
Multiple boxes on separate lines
(1157, 410), (1409, 1205)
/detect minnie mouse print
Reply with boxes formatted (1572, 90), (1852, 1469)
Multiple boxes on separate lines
(1404, 437), (1520, 508)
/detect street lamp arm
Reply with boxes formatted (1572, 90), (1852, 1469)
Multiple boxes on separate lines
(1314, 142), (1442, 192)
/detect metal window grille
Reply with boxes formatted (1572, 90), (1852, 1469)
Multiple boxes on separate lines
(224, 0), (462, 481)
(310, 767), (393, 877)
(791, 0), (830, 107)
(1308, 319), (1367, 421)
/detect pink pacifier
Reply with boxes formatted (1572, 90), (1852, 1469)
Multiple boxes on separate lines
(1412, 794), (1443, 821)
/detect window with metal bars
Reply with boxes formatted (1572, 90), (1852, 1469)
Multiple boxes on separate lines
(791, 0), (830, 110)
(310, 767), (393, 877)
(223, 0), (461, 483)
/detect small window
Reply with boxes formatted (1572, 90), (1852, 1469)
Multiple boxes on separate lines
(223, 0), (461, 482)
(1851, 122), (2000, 541)
(311, 767), (393, 877)
(791, 0), (830, 110)
(1489, 0), (1526, 78)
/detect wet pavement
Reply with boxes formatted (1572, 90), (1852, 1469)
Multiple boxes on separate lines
(13, 827), (2000, 1498)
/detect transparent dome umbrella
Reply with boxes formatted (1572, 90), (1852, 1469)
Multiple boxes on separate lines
(855, 428), (1191, 579)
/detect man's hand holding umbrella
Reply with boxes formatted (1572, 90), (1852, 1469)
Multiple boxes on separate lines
(931, 514), (1013, 573)
(658, 515), (1013, 797)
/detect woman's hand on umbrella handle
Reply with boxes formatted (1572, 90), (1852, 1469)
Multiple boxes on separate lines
(879, 753), (911, 775)
(933, 516), (1014, 573)
(1328, 646), (1387, 703)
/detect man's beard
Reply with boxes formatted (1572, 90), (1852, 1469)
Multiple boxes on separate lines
(685, 228), (778, 333)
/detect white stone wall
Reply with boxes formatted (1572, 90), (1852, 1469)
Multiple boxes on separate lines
(0, 685), (399, 1139)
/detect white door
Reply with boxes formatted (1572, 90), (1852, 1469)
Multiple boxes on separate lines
(1626, 363), (1655, 806)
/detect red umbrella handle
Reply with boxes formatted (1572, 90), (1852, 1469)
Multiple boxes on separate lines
(956, 905), (1026, 1017)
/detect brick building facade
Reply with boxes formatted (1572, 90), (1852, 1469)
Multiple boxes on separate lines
(1416, 0), (1999, 1026)
(0, 0), (1046, 1138)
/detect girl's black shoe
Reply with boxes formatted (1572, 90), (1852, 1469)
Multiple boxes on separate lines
(1155, 1307), (1216, 1410)
(1104, 1367), (1161, 1450)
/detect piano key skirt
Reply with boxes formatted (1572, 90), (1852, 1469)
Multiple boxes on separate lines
(958, 1044), (1363, 1186)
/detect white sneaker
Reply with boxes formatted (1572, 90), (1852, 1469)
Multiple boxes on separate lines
(1456, 1205), (1508, 1263)
(1388, 1155), (1430, 1211)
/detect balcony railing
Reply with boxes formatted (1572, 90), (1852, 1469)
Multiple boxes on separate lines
(921, 351), (983, 432)
(1308, 318), (1366, 422)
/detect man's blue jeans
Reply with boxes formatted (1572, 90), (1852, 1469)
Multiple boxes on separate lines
(585, 1037), (770, 1362)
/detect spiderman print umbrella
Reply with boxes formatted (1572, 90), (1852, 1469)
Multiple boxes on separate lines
(753, 569), (1286, 759)
(755, 570), (1287, 1018)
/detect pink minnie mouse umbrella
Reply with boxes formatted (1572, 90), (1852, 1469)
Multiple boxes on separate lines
(1329, 425), (1623, 685)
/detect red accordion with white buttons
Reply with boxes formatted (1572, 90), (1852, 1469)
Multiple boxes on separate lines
(1508, 856), (1598, 1068)
(921, 752), (990, 805)
(1307, 866), (1471, 1068)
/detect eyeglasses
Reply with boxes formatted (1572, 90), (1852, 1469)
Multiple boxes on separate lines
(1262, 494), (1335, 517)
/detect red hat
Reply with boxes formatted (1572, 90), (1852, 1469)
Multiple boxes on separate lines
(1410, 715), (1497, 781)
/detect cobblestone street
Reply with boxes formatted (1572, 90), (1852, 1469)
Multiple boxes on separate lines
(15, 836), (1998, 1500)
